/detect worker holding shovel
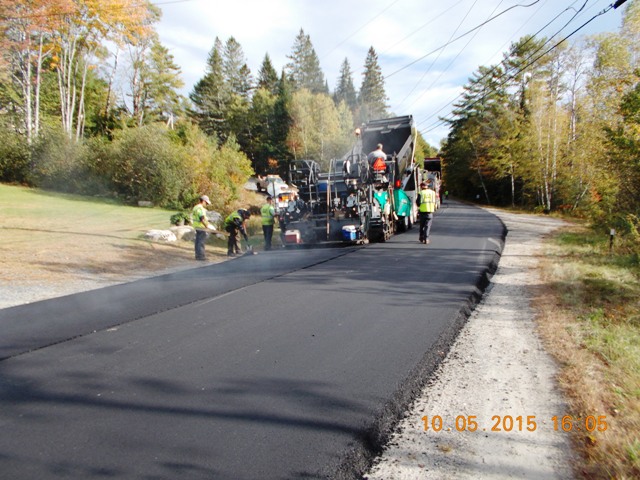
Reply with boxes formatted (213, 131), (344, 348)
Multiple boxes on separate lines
(224, 209), (251, 257)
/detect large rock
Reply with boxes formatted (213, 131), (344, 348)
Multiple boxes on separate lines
(144, 229), (177, 242)
(170, 225), (195, 241)
(206, 211), (223, 229)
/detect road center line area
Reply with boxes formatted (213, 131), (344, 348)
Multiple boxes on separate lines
(0, 201), (504, 479)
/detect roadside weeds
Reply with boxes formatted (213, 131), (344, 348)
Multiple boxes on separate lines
(535, 225), (640, 479)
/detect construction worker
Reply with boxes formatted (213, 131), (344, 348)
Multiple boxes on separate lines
(261, 196), (276, 251)
(191, 195), (214, 261)
(367, 143), (386, 165)
(224, 209), (251, 257)
(368, 143), (387, 180)
(345, 191), (358, 218)
(287, 193), (305, 219)
(417, 180), (437, 244)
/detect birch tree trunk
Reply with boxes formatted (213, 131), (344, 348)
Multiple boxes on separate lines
(75, 59), (90, 141)
(104, 48), (120, 117)
(34, 35), (44, 140)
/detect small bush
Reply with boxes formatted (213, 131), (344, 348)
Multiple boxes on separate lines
(108, 125), (190, 207)
(0, 130), (30, 183)
(170, 211), (191, 226)
(30, 127), (88, 192)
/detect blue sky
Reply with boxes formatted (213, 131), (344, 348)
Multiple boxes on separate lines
(155, 0), (628, 148)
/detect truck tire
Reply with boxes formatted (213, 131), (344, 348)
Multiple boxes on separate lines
(397, 215), (412, 232)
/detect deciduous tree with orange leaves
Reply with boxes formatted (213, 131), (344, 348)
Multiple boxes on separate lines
(0, 0), (158, 142)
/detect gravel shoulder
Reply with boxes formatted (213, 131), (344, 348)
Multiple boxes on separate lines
(365, 208), (576, 479)
(0, 237), (220, 310)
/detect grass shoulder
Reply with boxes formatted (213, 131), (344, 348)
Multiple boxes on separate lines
(535, 224), (639, 479)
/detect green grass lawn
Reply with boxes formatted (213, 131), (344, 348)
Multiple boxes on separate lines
(0, 184), (180, 238)
(538, 226), (640, 479)
(0, 184), (209, 287)
(0, 184), (269, 288)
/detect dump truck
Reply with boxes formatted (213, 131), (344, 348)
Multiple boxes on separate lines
(358, 115), (419, 232)
(280, 115), (420, 245)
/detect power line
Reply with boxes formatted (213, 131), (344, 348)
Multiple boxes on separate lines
(379, 0), (467, 57)
(395, 0), (505, 112)
(384, 0), (543, 80)
(394, 0), (483, 111)
(320, 0), (403, 61)
(416, 0), (589, 129)
(347, 0), (469, 81)
(418, 1), (622, 138)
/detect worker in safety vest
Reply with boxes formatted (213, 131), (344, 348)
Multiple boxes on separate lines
(261, 196), (276, 251)
(191, 194), (214, 261)
(416, 180), (437, 245)
(224, 209), (251, 257)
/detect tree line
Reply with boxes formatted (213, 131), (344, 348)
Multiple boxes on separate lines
(0, 1), (436, 211)
(440, 1), (640, 245)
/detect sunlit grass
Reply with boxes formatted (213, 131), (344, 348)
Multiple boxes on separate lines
(0, 184), (179, 236)
(536, 224), (640, 479)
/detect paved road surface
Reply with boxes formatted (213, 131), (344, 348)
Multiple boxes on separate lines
(0, 201), (504, 479)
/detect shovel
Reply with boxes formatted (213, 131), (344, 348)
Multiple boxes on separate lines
(242, 238), (258, 256)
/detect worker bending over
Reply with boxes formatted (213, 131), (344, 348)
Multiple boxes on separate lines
(224, 209), (251, 257)
(417, 180), (437, 245)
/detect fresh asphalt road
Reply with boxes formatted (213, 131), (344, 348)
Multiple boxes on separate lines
(0, 201), (504, 480)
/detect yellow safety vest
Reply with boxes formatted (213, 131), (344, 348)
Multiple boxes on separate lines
(261, 203), (275, 226)
(418, 189), (436, 213)
(192, 203), (207, 229)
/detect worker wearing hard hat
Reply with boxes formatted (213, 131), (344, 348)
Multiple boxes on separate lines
(192, 194), (214, 261)
(224, 208), (251, 257)
(417, 180), (437, 245)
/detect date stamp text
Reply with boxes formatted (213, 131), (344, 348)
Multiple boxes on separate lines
(421, 415), (608, 433)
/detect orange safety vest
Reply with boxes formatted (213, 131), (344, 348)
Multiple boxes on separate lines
(372, 158), (386, 171)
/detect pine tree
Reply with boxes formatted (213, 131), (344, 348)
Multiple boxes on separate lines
(189, 37), (227, 137)
(358, 47), (388, 122)
(223, 36), (253, 98)
(272, 71), (294, 170)
(334, 58), (357, 112)
(247, 86), (277, 174)
(221, 37), (252, 152)
(143, 38), (185, 128)
(256, 54), (278, 95)
(285, 29), (327, 94)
